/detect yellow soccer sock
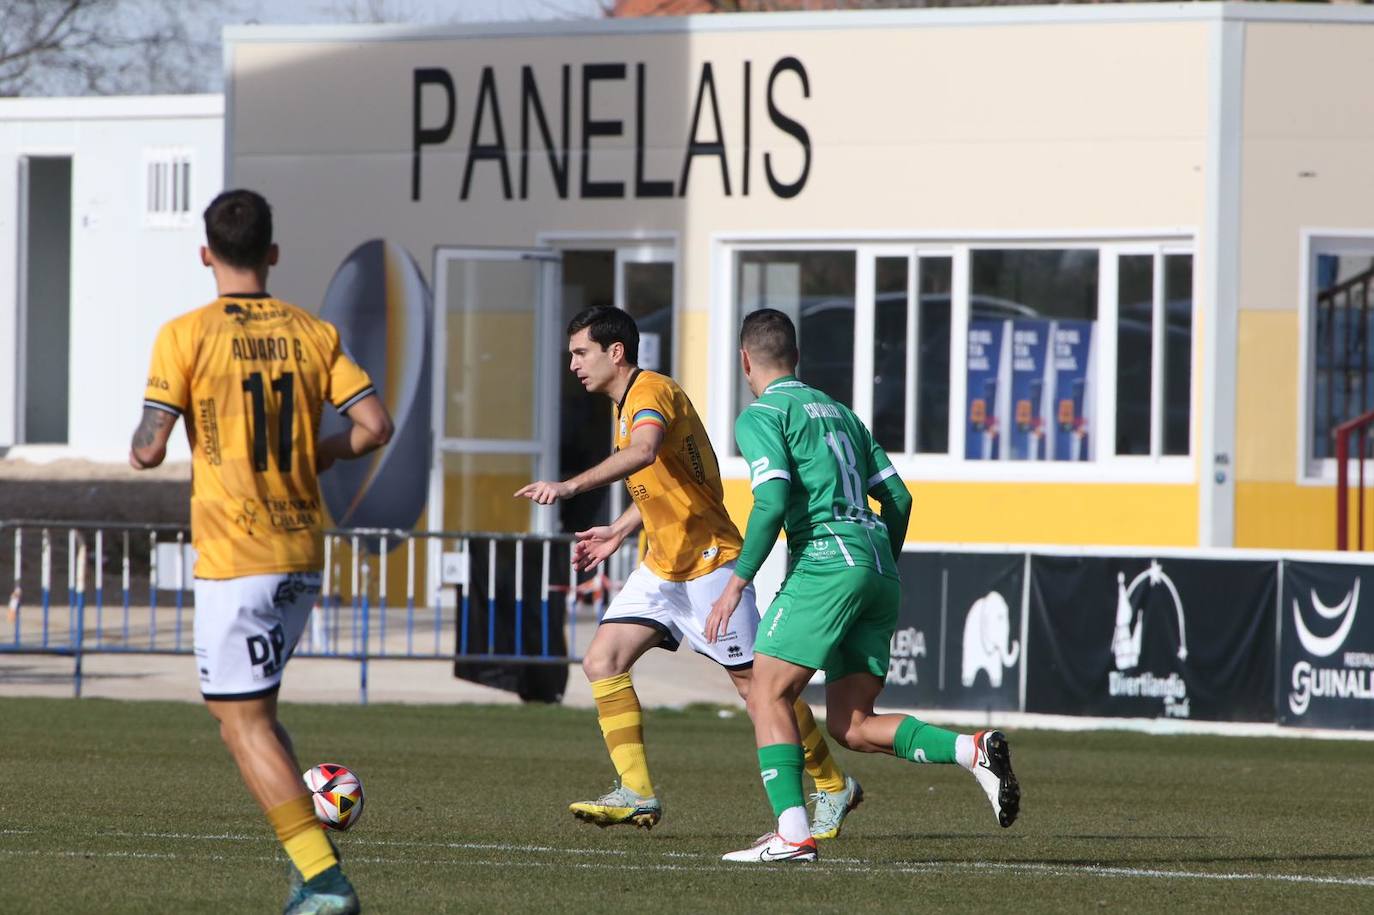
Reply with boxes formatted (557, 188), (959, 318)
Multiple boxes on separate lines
(268, 795), (338, 882)
(794, 698), (847, 794)
(591, 673), (654, 798)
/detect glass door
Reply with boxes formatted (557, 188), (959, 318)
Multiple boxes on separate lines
(427, 248), (561, 541)
(609, 246), (676, 582)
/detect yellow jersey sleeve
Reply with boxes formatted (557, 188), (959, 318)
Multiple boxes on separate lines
(323, 323), (375, 412)
(623, 376), (674, 437)
(144, 318), (193, 417)
(618, 371), (741, 581)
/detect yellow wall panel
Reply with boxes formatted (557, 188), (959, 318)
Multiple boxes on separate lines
(1236, 311), (1298, 483)
(1234, 481), (1358, 551)
(677, 309), (712, 421)
(722, 478), (1198, 547)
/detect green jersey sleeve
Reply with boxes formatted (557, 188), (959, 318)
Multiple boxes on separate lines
(856, 423), (911, 564)
(863, 429), (899, 495)
(733, 402), (793, 581)
(735, 402), (792, 492)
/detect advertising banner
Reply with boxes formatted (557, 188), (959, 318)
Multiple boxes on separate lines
(1026, 556), (1275, 721)
(1049, 319), (1095, 461)
(1008, 319), (1052, 461)
(1279, 561), (1374, 729)
(878, 552), (1025, 712)
(966, 319), (1009, 460)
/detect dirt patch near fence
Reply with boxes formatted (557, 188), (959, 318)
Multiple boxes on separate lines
(0, 459), (190, 524)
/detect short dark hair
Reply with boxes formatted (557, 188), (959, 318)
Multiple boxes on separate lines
(740, 308), (799, 368)
(567, 305), (639, 365)
(203, 189), (273, 269)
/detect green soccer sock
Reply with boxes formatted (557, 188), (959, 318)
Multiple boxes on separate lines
(758, 743), (806, 817)
(893, 716), (958, 764)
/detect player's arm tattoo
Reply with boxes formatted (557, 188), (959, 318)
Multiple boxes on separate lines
(132, 407), (175, 449)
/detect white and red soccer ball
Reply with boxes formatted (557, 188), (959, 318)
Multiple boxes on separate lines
(303, 763), (365, 831)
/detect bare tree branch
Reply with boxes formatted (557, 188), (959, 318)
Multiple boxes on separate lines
(0, 0), (217, 97)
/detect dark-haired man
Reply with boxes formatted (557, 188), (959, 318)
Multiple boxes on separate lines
(707, 308), (1020, 864)
(516, 306), (861, 838)
(130, 189), (393, 913)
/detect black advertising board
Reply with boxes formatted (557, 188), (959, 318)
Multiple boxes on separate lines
(1026, 556), (1276, 721)
(1279, 561), (1374, 729)
(878, 552), (1025, 712)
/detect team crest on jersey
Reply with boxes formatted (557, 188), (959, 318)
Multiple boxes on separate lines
(619, 417), (628, 438)
(235, 499), (261, 537)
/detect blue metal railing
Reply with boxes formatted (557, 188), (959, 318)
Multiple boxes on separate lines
(2, 520), (593, 704)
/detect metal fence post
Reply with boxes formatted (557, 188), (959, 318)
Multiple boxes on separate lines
(74, 538), (87, 699)
(9, 527), (21, 645)
(359, 559), (370, 706)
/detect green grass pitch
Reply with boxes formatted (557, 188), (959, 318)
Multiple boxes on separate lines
(1, 697), (1371, 913)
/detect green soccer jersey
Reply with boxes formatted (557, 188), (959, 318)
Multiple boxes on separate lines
(734, 376), (902, 579)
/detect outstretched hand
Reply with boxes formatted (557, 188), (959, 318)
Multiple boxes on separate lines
(572, 525), (623, 572)
(514, 480), (573, 505)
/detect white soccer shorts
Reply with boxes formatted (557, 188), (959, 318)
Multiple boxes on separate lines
(193, 571), (321, 700)
(601, 562), (759, 669)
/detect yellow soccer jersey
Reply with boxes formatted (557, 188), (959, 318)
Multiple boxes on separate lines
(615, 370), (741, 581)
(143, 295), (375, 580)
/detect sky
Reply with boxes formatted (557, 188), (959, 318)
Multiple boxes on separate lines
(13, 0), (612, 96)
(216, 0), (608, 28)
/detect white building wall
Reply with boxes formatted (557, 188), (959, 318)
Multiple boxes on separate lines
(0, 96), (223, 460)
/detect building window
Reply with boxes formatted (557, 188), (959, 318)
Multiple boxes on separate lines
(735, 250), (856, 417)
(727, 238), (1194, 470)
(1115, 252), (1194, 458)
(1309, 244), (1374, 464)
(967, 248), (1099, 461)
(143, 148), (193, 227)
(870, 255), (952, 455)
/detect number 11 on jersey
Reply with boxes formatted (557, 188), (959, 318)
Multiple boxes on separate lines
(243, 371), (294, 472)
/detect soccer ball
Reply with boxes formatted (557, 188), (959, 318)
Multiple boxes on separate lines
(303, 763), (365, 831)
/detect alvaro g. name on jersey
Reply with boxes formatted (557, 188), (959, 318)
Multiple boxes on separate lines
(144, 296), (374, 580)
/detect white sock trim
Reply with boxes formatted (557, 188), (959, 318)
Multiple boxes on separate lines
(777, 805), (810, 843)
(955, 734), (975, 770)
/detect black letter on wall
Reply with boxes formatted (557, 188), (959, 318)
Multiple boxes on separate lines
(679, 62), (731, 197)
(764, 57), (811, 199)
(521, 65), (570, 199)
(412, 68), (455, 201)
(634, 63), (674, 198)
(581, 63), (626, 199)
(462, 66), (513, 200)
(742, 60), (752, 197)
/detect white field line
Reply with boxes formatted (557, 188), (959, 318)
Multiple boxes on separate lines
(2, 832), (1373, 890)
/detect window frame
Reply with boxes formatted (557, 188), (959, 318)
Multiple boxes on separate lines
(711, 232), (1198, 486)
(1108, 242), (1197, 461)
(1297, 229), (1374, 485)
(142, 146), (195, 229)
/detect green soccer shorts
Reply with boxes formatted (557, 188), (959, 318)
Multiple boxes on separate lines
(755, 562), (901, 681)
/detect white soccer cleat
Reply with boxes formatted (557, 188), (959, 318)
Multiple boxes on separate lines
(721, 832), (819, 863)
(969, 729), (1021, 828)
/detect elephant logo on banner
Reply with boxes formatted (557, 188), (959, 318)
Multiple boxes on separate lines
(961, 591), (1021, 688)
